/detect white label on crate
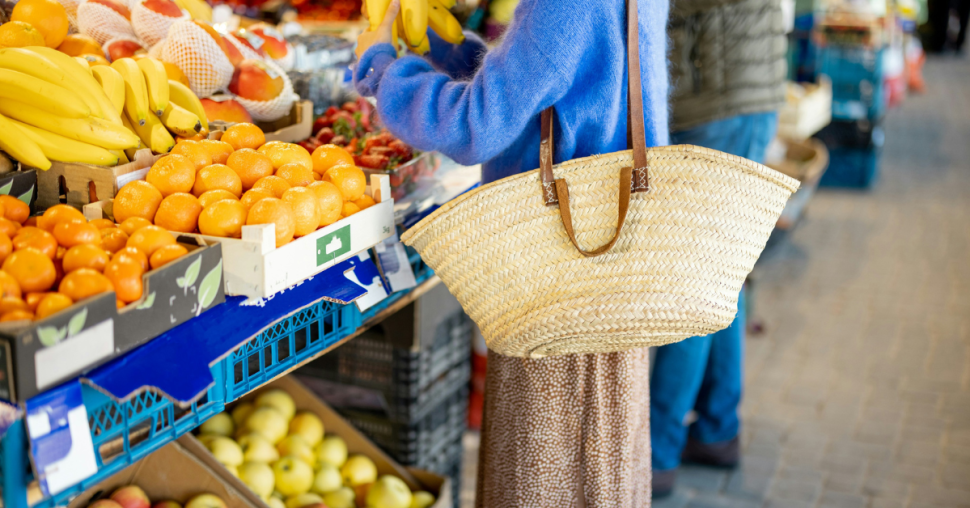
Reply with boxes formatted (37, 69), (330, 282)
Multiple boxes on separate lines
(375, 238), (417, 293)
(41, 405), (97, 495)
(35, 319), (114, 390)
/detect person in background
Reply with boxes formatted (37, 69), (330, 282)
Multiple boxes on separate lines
(650, 0), (787, 498)
(355, 0), (669, 505)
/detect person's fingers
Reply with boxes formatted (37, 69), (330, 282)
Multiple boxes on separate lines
(361, 1), (368, 20)
(380, 0), (400, 32)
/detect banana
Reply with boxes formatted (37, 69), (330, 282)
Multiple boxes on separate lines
(137, 57), (169, 117)
(75, 57), (93, 74)
(109, 149), (130, 165)
(127, 109), (175, 154)
(365, 0), (392, 29)
(0, 100), (140, 150)
(167, 79), (209, 131)
(173, 0), (212, 21)
(26, 46), (120, 124)
(111, 58), (150, 127)
(401, 0), (429, 49)
(11, 119), (119, 166)
(0, 111), (50, 170)
(91, 65), (126, 117)
(0, 48), (104, 120)
(161, 102), (202, 137)
(408, 36), (430, 55)
(437, 0), (455, 8)
(0, 68), (90, 119)
(121, 115), (147, 160)
(428, 0), (464, 44)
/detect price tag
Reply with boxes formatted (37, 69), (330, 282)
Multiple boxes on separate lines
(25, 381), (98, 497)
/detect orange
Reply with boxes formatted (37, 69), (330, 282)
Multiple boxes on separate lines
(23, 216), (34, 228)
(341, 202), (360, 217)
(198, 189), (238, 208)
(198, 199), (246, 238)
(113, 246), (149, 272)
(258, 142), (313, 172)
(354, 195), (376, 210)
(311, 144), (356, 175)
(0, 309), (33, 322)
(0, 218), (19, 238)
(11, 0), (69, 47)
(104, 258), (143, 303)
(194, 164), (242, 197)
(62, 244), (110, 273)
(3, 248), (56, 292)
(281, 187), (319, 237)
(170, 140), (213, 171)
(147, 154), (196, 197)
(226, 148), (274, 190)
(38, 204), (85, 232)
(89, 218), (116, 230)
(326, 165), (367, 201)
(246, 198), (295, 248)
(240, 190), (272, 211)
(154, 193), (202, 233)
(114, 180), (164, 222)
(126, 225), (175, 256)
(251, 175), (291, 198)
(313, 172), (322, 181)
(0, 270), (21, 298)
(57, 33), (101, 56)
(53, 220), (101, 248)
(0, 21), (45, 49)
(58, 268), (113, 302)
(119, 217), (153, 236)
(276, 162), (315, 188)
(0, 296), (27, 315)
(13, 227), (57, 259)
(0, 195), (29, 224)
(35, 293), (73, 319)
(25, 291), (49, 311)
(0, 231), (11, 264)
(221, 123), (265, 151)
(176, 129), (209, 143)
(80, 53), (110, 66)
(307, 181), (343, 227)
(201, 139), (234, 165)
(163, 61), (190, 87)
(100, 228), (129, 253)
(149, 244), (188, 269)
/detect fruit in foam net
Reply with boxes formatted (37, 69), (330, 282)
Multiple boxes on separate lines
(273, 456), (314, 496)
(88, 0), (131, 19)
(110, 485), (150, 508)
(184, 494), (227, 508)
(200, 98), (252, 124)
(244, 406), (289, 443)
(105, 40), (146, 62)
(229, 59), (284, 102)
(367, 475), (413, 508)
(141, 0), (183, 17)
(315, 435), (348, 468)
(247, 24), (288, 60)
(199, 411), (234, 436)
(238, 461), (275, 499)
(340, 454), (377, 487)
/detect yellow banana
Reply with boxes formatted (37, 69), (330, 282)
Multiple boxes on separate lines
(365, 0), (392, 29)
(127, 109), (175, 154)
(121, 115), (147, 160)
(111, 58), (150, 127)
(0, 48), (104, 120)
(173, 0), (211, 21)
(408, 36), (430, 55)
(401, 0), (429, 49)
(428, 0), (464, 44)
(437, 0), (455, 8)
(26, 46), (121, 125)
(0, 111), (50, 170)
(109, 149), (130, 165)
(137, 57), (169, 117)
(161, 102), (202, 137)
(0, 100), (139, 150)
(0, 68), (90, 119)
(75, 57), (93, 74)
(11, 119), (118, 166)
(90, 65), (126, 117)
(167, 79), (209, 131)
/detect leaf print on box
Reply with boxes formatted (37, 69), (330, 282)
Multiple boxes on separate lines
(136, 292), (156, 310)
(0, 180), (11, 195)
(176, 256), (201, 295)
(67, 308), (87, 337)
(37, 325), (67, 347)
(18, 185), (33, 206)
(196, 259), (223, 316)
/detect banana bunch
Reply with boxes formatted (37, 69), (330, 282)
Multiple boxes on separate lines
(173, 0), (212, 21)
(0, 46), (139, 170)
(100, 56), (208, 155)
(366, 0), (463, 55)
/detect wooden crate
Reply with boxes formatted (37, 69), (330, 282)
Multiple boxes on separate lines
(34, 149), (162, 210)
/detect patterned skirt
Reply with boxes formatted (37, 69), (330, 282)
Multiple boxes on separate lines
(475, 348), (652, 507)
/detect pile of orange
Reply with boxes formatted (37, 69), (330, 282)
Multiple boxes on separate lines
(113, 123), (374, 248)
(0, 0), (69, 49)
(0, 199), (189, 323)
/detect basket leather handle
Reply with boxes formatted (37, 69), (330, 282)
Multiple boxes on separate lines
(539, 0), (648, 257)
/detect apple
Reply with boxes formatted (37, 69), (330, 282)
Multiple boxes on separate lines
(223, 37), (243, 67)
(89, 500), (124, 508)
(284, 493), (322, 508)
(238, 433), (280, 463)
(310, 464), (342, 495)
(256, 389), (296, 420)
(248, 24), (288, 60)
(340, 455), (377, 487)
(230, 31), (267, 57)
(151, 500), (182, 508)
(238, 461), (275, 498)
(184, 494), (227, 508)
(201, 98), (252, 124)
(89, 0), (131, 19)
(366, 476), (412, 508)
(205, 436), (244, 467)
(314, 435), (347, 468)
(288, 412), (323, 446)
(273, 456), (314, 496)
(245, 406), (289, 443)
(231, 402), (255, 427)
(266, 498), (286, 508)
(105, 39), (146, 62)
(199, 411), (234, 436)
(409, 492), (435, 508)
(322, 488), (355, 508)
(192, 20), (231, 62)
(229, 59), (283, 102)
(110, 486), (149, 508)
(141, 0), (182, 17)
(277, 435), (315, 466)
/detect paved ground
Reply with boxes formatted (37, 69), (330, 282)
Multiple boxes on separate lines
(458, 54), (970, 507)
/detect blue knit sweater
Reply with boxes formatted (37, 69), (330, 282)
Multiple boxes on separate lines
(354, 0), (669, 184)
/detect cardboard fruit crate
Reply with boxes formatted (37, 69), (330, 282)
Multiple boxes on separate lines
(33, 149), (164, 211)
(0, 168), (37, 213)
(209, 101), (313, 144)
(777, 78), (832, 141)
(766, 138), (829, 230)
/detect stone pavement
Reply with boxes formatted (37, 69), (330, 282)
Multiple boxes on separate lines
(458, 54), (970, 507)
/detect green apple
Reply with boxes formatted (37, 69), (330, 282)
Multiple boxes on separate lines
(314, 435), (347, 469)
(199, 412), (234, 437)
(238, 433), (280, 463)
(340, 454), (377, 487)
(277, 435), (315, 466)
(273, 456), (314, 496)
(288, 412), (324, 446)
(409, 491), (435, 508)
(245, 407), (289, 444)
(266, 498), (285, 508)
(238, 461), (275, 498)
(206, 436), (244, 467)
(231, 403), (255, 428)
(184, 494), (227, 508)
(322, 487), (355, 508)
(283, 493), (322, 508)
(256, 389), (296, 421)
(310, 463), (342, 494)
(366, 476), (412, 508)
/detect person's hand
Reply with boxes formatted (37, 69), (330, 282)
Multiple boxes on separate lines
(356, 0), (400, 60)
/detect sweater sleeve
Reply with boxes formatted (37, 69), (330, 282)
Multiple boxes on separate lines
(424, 29), (488, 80)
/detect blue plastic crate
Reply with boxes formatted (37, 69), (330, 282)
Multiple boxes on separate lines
(820, 145), (881, 188)
(818, 45), (886, 121)
(360, 247), (433, 324)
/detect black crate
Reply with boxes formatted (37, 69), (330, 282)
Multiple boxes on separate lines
(815, 119), (883, 149)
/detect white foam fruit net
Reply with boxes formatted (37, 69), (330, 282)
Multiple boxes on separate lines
(224, 36), (296, 122)
(132, 1), (188, 48)
(103, 35), (146, 61)
(161, 19), (233, 98)
(56, 0), (80, 33)
(77, 0), (136, 45)
(148, 38), (166, 58)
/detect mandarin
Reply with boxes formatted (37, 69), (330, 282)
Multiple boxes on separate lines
(276, 162), (315, 187)
(56, 33), (101, 56)
(0, 310), (33, 322)
(104, 258), (143, 303)
(114, 180), (164, 222)
(62, 244), (110, 273)
(221, 123), (265, 150)
(119, 217), (153, 236)
(39, 204), (85, 232)
(0, 269), (20, 298)
(113, 246), (149, 272)
(170, 140), (213, 171)
(0, 232), (12, 264)
(89, 218), (116, 230)
(3, 248), (56, 292)
(0, 195), (29, 224)
(226, 148), (274, 190)
(0, 21), (45, 49)
(198, 189), (239, 208)
(13, 227), (57, 258)
(341, 202), (360, 217)
(246, 198), (295, 248)
(127, 225), (176, 256)
(148, 155), (196, 197)
(100, 228), (129, 253)
(0, 218), (19, 238)
(311, 144), (355, 175)
(354, 195), (376, 210)
(53, 220), (101, 248)
(307, 181), (343, 227)
(0, 296), (27, 315)
(201, 139), (234, 165)
(258, 142), (313, 171)
(239, 190), (272, 210)
(58, 268), (113, 302)
(281, 187), (319, 237)
(194, 164), (242, 197)
(35, 293), (73, 319)
(326, 165), (367, 201)
(25, 291), (49, 311)
(251, 175), (291, 198)
(11, 0), (69, 47)
(149, 244), (188, 269)
(154, 193), (202, 233)
(198, 199), (246, 238)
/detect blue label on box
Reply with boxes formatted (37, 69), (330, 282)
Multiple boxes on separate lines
(25, 381), (97, 496)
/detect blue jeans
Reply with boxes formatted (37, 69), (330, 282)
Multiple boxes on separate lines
(651, 112), (777, 472)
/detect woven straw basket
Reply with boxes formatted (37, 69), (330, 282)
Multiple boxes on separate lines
(401, 146), (799, 358)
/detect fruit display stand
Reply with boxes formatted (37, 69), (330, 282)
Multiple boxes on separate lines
(208, 101), (313, 144)
(33, 149), (165, 210)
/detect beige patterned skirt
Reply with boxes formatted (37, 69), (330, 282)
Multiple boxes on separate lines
(475, 348), (652, 507)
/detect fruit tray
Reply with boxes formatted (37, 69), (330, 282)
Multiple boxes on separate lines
(362, 150), (441, 202)
(34, 149), (164, 210)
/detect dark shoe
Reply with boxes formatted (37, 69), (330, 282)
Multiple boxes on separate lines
(681, 436), (740, 468)
(652, 469), (676, 499)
